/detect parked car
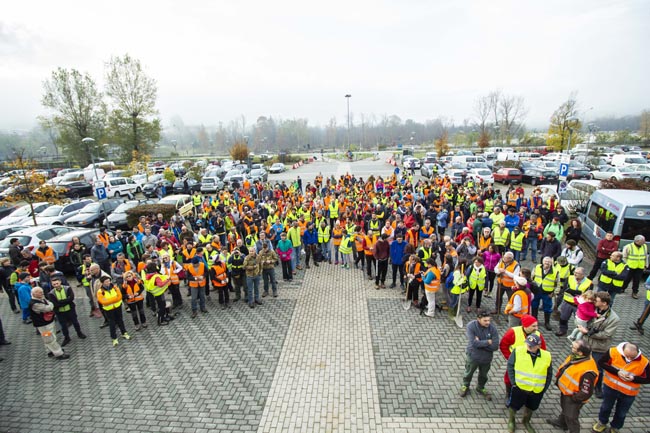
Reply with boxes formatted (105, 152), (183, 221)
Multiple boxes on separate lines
(172, 178), (201, 194)
(466, 168), (494, 184)
(104, 199), (156, 230)
(0, 205), (19, 220)
(521, 168), (559, 186)
(200, 177), (224, 194)
(420, 163), (444, 178)
(23, 200), (93, 226)
(566, 167), (592, 181)
(142, 174), (174, 198)
(0, 225), (30, 241)
(589, 166), (641, 181)
(64, 199), (124, 228)
(269, 163), (286, 174)
(0, 225), (75, 257)
(93, 177), (141, 198)
(403, 156), (421, 169)
(446, 169), (465, 184)
(493, 168), (522, 184)
(249, 168), (268, 183)
(58, 180), (94, 198)
(625, 164), (650, 182)
(0, 202), (50, 225)
(158, 194), (194, 217)
(48, 228), (112, 274)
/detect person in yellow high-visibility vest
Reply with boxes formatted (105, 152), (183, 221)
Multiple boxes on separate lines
(506, 334), (552, 433)
(97, 276), (130, 346)
(622, 235), (648, 299)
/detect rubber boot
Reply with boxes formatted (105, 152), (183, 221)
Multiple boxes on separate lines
(508, 408), (517, 433)
(544, 312), (553, 331)
(522, 408), (536, 433)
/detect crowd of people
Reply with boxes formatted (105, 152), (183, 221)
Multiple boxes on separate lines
(0, 165), (649, 433)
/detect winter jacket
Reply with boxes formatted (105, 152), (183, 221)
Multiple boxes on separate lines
(390, 240), (407, 265)
(466, 319), (500, 365)
(16, 282), (33, 309)
(582, 307), (620, 354)
(302, 228), (318, 246)
(107, 240), (124, 260)
(482, 251), (502, 272)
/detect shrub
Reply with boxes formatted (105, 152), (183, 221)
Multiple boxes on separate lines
(600, 178), (650, 192)
(125, 203), (177, 228)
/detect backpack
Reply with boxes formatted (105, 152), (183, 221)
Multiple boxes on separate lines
(445, 270), (455, 289)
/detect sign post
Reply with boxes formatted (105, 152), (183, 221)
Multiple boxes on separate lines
(557, 153), (571, 204)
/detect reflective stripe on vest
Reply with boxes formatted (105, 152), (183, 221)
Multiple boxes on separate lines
(563, 277), (592, 303)
(186, 263), (206, 288)
(339, 237), (352, 255)
(318, 226), (331, 243)
(534, 265), (558, 293)
(329, 201), (339, 218)
(424, 267), (441, 292)
(557, 355), (599, 398)
(494, 227), (509, 246)
(100, 287), (122, 310)
(510, 232), (524, 251)
(497, 261), (518, 288)
(513, 345), (552, 393)
(599, 260), (626, 287)
(54, 288), (71, 312)
(626, 244), (647, 269)
(468, 267), (486, 291)
(602, 346), (649, 396)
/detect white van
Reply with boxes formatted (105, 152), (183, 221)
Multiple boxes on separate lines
(610, 154), (647, 167)
(559, 180), (600, 214)
(450, 155), (488, 165)
(518, 152), (542, 160)
(580, 189), (650, 250)
(94, 177), (140, 198)
(496, 152), (519, 162)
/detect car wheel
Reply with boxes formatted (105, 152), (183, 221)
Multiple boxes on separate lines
(136, 187), (141, 193)
(93, 221), (100, 228)
(114, 192), (120, 197)
(610, 176), (616, 181)
(644, 177), (650, 183)
(531, 178), (537, 186)
(588, 174), (594, 180)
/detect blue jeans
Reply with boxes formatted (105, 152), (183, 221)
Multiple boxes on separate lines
(292, 246), (302, 269)
(531, 291), (553, 313)
(599, 385), (636, 429)
(522, 237), (537, 261)
(512, 250), (521, 262)
(190, 286), (206, 312)
(592, 351), (605, 392)
(320, 241), (331, 261)
(247, 275), (261, 305)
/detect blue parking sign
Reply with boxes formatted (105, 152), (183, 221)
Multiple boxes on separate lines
(95, 187), (107, 200)
(559, 163), (569, 178)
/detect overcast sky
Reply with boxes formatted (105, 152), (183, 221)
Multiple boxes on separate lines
(1, 0), (648, 132)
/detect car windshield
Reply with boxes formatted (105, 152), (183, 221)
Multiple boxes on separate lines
(0, 235), (30, 248)
(38, 206), (63, 217)
(203, 178), (215, 184)
(80, 203), (102, 213)
(10, 206), (31, 217)
(618, 167), (633, 173)
(251, 170), (263, 175)
(476, 170), (491, 176)
(542, 171), (556, 176)
(114, 202), (138, 213)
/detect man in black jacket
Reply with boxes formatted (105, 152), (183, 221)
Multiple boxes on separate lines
(47, 276), (86, 346)
(30, 287), (70, 360)
(460, 310), (500, 400)
(539, 232), (562, 263)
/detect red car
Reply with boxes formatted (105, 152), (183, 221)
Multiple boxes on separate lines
(493, 168), (523, 184)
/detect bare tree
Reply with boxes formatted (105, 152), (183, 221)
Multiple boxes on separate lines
(499, 94), (528, 144)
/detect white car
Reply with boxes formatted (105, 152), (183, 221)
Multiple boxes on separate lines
(22, 200), (93, 226)
(589, 166), (641, 181)
(0, 202), (50, 225)
(626, 164), (650, 182)
(0, 225), (75, 257)
(403, 156), (421, 169)
(467, 168), (494, 184)
(269, 163), (286, 173)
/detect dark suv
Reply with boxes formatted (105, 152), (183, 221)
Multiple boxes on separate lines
(64, 199), (124, 228)
(49, 228), (113, 274)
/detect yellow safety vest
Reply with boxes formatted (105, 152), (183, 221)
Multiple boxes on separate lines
(510, 232), (524, 251)
(193, 195), (202, 206)
(468, 267), (486, 291)
(534, 265), (558, 293)
(494, 226), (509, 246)
(555, 263), (572, 281)
(339, 237), (353, 255)
(318, 226), (331, 243)
(509, 327), (542, 353)
(562, 276), (592, 303)
(329, 201), (339, 218)
(513, 345), (552, 393)
(626, 243), (647, 269)
(54, 287), (71, 312)
(450, 271), (467, 295)
(145, 274), (169, 297)
(599, 260), (626, 288)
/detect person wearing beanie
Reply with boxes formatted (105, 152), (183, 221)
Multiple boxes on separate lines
(506, 334), (553, 433)
(499, 314), (548, 403)
(504, 276), (531, 327)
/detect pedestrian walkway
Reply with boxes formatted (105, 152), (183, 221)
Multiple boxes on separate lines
(257, 264), (383, 432)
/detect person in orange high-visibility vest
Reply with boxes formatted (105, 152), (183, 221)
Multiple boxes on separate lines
(123, 271), (147, 330)
(546, 340), (598, 433)
(492, 252), (520, 316)
(160, 252), (184, 309)
(35, 241), (57, 265)
(505, 276), (531, 328)
(209, 255), (229, 309)
(422, 258), (441, 317)
(405, 254), (423, 305)
(186, 257), (207, 318)
(364, 229), (377, 280)
(593, 342), (650, 433)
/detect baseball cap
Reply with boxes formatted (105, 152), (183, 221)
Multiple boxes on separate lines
(525, 334), (541, 346)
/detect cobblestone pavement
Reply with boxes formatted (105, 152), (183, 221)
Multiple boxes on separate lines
(0, 287), (295, 433)
(2, 245), (650, 432)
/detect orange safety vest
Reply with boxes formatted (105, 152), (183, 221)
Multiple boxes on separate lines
(497, 260), (518, 288)
(504, 289), (529, 318)
(364, 235), (377, 256)
(478, 236), (492, 251)
(602, 346), (649, 396)
(112, 259), (132, 273)
(332, 228), (343, 246)
(97, 232), (110, 248)
(424, 266), (441, 292)
(123, 280), (145, 303)
(36, 247), (56, 265)
(405, 230), (419, 248)
(210, 263), (228, 287)
(556, 354), (599, 400)
(161, 261), (180, 285)
(186, 262), (206, 288)
(182, 247), (196, 261)
(408, 261), (422, 282)
(354, 234), (365, 252)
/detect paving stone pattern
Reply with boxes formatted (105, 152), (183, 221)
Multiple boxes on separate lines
(0, 289), (295, 433)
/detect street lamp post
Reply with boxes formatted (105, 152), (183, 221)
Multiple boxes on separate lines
(345, 94), (351, 151)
